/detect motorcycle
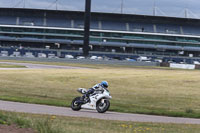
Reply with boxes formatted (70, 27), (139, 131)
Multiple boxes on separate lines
(71, 88), (112, 113)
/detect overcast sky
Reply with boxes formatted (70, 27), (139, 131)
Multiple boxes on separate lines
(0, 0), (200, 18)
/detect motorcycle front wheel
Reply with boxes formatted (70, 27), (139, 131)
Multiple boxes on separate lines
(71, 97), (82, 111)
(96, 99), (110, 113)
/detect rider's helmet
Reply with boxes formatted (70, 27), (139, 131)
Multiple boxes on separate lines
(100, 81), (108, 89)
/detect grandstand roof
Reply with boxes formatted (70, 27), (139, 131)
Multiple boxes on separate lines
(1, 7), (200, 26)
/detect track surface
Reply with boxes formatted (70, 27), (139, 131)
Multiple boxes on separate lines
(0, 62), (85, 69)
(0, 100), (200, 124)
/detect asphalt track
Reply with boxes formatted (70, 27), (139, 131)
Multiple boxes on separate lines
(0, 62), (85, 69)
(0, 100), (200, 124)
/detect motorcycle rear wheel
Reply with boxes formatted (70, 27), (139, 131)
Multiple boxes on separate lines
(96, 100), (110, 113)
(71, 97), (82, 111)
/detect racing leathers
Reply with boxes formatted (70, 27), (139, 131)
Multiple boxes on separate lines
(81, 83), (104, 102)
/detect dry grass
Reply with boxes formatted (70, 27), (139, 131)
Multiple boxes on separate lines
(0, 64), (26, 68)
(0, 66), (200, 117)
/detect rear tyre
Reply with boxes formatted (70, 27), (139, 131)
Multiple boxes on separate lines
(71, 97), (82, 111)
(96, 99), (110, 113)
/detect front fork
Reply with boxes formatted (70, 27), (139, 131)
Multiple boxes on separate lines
(99, 99), (105, 106)
(101, 99), (105, 103)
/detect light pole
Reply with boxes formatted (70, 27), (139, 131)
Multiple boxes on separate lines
(23, 0), (26, 8)
(56, 0), (58, 10)
(83, 0), (91, 57)
(121, 0), (124, 14)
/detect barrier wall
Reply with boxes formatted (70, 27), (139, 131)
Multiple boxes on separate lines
(0, 57), (159, 67)
(170, 63), (195, 70)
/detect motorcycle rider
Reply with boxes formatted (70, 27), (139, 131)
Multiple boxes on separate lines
(81, 81), (109, 102)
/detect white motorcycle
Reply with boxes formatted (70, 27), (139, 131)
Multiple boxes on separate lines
(71, 88), (112, 113)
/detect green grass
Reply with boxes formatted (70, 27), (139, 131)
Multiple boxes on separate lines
(0, 111), (62, 133)
(0, 110), (200, 133)
(0, 60), (200, 118)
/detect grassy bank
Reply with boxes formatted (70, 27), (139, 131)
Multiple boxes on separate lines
(0, 110), (200, 133)
(0, 61), (200, 118)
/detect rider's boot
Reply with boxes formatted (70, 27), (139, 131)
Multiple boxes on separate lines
(80, 95), (86, 101)
(85, 97), (90, 103)
(80, 95), (90, 103)
(80, 89), (93, 103)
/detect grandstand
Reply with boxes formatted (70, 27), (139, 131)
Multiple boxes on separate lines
(0, 7), (200, 62)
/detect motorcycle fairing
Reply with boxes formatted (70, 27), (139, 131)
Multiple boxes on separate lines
(81, 90), (111, 110)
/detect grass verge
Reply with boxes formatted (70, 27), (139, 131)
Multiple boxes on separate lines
(0, 63), (26, 68)
(0, 110), (200, 133)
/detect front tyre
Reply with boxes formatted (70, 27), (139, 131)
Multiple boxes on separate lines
(96, 99), (110, 113)
(71, 97), (82, 111)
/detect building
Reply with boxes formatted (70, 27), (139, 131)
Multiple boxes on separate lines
(0, 7), (200, 61)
